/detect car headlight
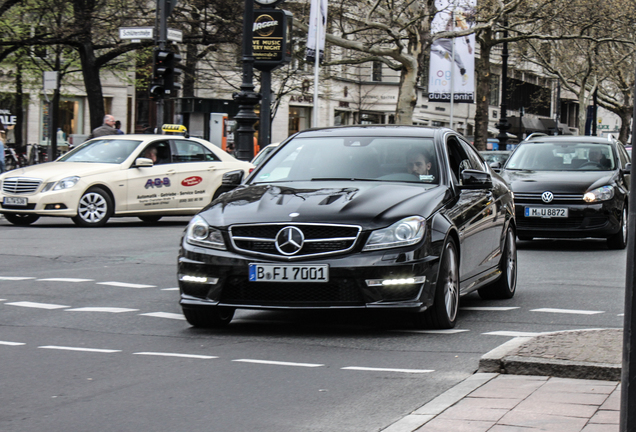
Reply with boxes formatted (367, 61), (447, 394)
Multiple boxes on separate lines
(185, 215), (226, 250)
(363, 216), (426, 251)
(42, 176), (80, 192)
(583, 185), (614, 203)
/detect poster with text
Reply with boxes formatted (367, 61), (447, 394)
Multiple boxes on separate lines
(428, 0), (476, 103)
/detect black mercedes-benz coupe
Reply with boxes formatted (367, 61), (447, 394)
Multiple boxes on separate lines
(500, 136), (631, 248)
(178, 126), (517, 329)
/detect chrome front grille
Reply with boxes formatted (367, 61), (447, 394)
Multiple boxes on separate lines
(514, 192), (583, 204)
(2, 177), (42, 194)
(229, 223), (361, 260)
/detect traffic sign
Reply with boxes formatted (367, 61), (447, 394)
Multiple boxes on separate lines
(119, 27), (154, 40)
(167, 28), (183, 42)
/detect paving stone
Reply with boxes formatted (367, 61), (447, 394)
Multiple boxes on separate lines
(581, 425), (619, 432)
(513, 399), (599, 418)
(599, 389), (621, 411)
(498, 410), (589, 432)
(414, 418), (494, 432)
(588, 410), (620, 425)
(523, 390), (609, 406)
(437, 404), (508, 422)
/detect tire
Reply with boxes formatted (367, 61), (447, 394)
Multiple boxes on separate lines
(139, 216), (162, 223)
(72, 187), (113, 227)
(4, 213), (40, 226)
(607, 204), (628, 250)
(415, 238), (460, 329)
(479, 226), (517, 300)
(182, 306), (235, 328)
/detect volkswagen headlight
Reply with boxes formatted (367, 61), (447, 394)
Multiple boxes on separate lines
(583, 186), (614, 203)
(363, 216), (426, 251)
(186, 215), (226, 250)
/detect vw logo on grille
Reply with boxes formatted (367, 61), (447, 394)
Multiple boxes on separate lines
(275, 226), (305, 255)
(541, 191), (554, 203)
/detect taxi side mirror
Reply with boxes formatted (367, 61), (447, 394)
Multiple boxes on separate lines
(134, 157), (153, 167)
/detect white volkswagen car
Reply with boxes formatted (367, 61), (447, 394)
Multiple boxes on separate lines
(0, 133), (252, 227)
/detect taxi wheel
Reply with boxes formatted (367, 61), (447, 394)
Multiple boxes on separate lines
(182, 306), (235, 328)
(4, 213), (40, 226)
(139, 216), (162, 223)
(415, 238), (459, 329)
(72, 187), (113, 227)
(479, 226), (517, 300)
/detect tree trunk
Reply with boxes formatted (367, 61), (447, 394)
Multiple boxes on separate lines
(395, 59), (419, 124)
(618, 108), (631, 145)
(473, 30), (492, 151)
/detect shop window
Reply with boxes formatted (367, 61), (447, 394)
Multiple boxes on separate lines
(289, 106), (310, 135)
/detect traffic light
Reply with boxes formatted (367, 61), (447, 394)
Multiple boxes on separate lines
(164, 51), (182, 96)
(150, 49), (170, 100)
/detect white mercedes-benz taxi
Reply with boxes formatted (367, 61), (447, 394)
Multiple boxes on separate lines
(0, 128), (253, 227)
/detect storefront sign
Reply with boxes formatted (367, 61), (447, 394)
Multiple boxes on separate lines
(290, 95), (313, 103)
(0, 109), (16, 125)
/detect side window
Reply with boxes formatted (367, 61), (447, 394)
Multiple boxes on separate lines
(140, 141), (171, 165)
(446, 137), (469, 182)
(173, 140), (220, 162)
(460, 139), (487, 172)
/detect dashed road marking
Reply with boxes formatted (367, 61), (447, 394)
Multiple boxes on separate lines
(395, 329), (470, 334)
(0, 341), (25, 346)
(461, 307), (520, 311)
(65, 307), (139, 313)
(37, 278), (94, 283)
(139, 312), (186, 320)
(6, 301), (70, 309)
(483, 331), (544, 337)
(233, 359), (324, 368)
(161, 287), (180, 291)
(97, 282), (156, 289)
(341, 366), (434, 373)
(0, 277), (36, 281)
(531, 308), (604, 315)
(133, 352), (217, 359)
(38, 345), (121, 353)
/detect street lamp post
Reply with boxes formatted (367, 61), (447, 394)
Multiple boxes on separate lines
(496, 17), (510, 150)
(233, 0), (261, 161)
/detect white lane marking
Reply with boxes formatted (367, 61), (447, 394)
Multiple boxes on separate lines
(37, 278), (94, 283)
(395, 329), (470, 334)
(342, 366), (434, 374)
(0, 277), (36, 281)
(65, 307), (139, 313)
(134, 352), (218, 359)
(233, 359), (324, 368)
(619, 313), (625, 317)
(483, 331), (545, 337)
(460, 307), (520, 311)
(0, 341), (25, 346)
(531, 308), (604, 315)
(0, 299), (5, 302)
(97, 282), (156, 288)
(38, 345), (121, 353)
(6, 301), (70, 309)
(161, 287), (179, 291)
(139, 312), (186, 320)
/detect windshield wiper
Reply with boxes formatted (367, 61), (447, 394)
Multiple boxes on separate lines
(311, 177), (377, 182)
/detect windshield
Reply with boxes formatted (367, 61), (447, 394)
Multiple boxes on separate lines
(505, 142), (616, 171)
(252, 136), (439, 184)
(59, 139), (142, 164)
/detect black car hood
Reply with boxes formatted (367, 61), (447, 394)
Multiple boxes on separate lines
(500, 170), (616, 194)
(201, 181), (446, 230)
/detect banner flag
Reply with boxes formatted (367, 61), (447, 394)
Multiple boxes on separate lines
(306, 0), (328, 63)
(428, 0), (476, 103)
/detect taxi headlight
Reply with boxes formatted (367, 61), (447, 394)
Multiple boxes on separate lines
(185, 215), (226, 250)
(583, 185), (614, 203)
(363, 216), (426, 251)
(43, 176), (80, 192)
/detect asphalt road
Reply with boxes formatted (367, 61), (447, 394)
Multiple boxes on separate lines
(0, 216), (627, 432)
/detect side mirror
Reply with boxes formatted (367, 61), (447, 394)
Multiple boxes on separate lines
(134, 157), (153, 167)
(460, 169), (493, 190)
(489, 161), (502, 173)
(212, 170), (246, 201)
(623, 163), (631, 175)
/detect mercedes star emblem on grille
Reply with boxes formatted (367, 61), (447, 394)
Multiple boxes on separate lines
(541, 191), (554, 203)
(275, 226), (305, 255)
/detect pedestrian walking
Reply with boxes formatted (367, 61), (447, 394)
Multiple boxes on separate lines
(0, 130), (6, 173)
(114, 120), (125, 135)
(88, 114), (117, 139)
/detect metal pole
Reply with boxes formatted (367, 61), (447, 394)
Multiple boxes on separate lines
(260, 70), (272, 149)
(312, 14), (320, 128)
(233, 0), (261, 161)
(496, 17), (509, 149)
(592, 88), (598, 137)
(449, 11), (455, 130)
(619, 62), (636, 432)
(155, 0), (167, 132)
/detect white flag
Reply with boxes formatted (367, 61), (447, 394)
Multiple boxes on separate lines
(306, 0), (328, 63)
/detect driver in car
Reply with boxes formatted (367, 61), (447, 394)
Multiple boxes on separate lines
(407, 149), (433, 179)
(588, 148), (610, 168)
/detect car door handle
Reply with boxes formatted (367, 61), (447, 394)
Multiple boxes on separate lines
(166, 169), (177, 175)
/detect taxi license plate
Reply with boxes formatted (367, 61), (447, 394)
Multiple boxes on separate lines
(524, 207), (568, 218)
(3, 197), (28, 206)
(249, 263), (329, 283)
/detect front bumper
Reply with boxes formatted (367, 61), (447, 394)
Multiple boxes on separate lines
(178, 240), (440, 312)
(514, 200), (622, 239)
(0, 188), (82, 217)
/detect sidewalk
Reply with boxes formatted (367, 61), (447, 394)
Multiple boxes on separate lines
(383, 329), (623, 432)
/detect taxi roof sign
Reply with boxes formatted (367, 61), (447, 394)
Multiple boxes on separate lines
(162, 124), (188, 134)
